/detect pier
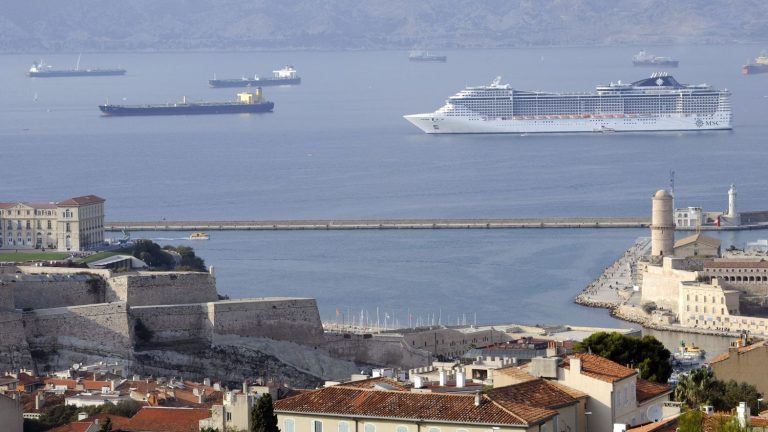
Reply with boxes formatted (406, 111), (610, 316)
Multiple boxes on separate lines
(105, 217), (651, 231)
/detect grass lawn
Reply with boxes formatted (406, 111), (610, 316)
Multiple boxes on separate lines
(0, 252), (71, 262)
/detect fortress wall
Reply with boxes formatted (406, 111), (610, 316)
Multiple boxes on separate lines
(107, 272), (218, 306)
(0, 284), (13, 310)
(210, 298), (324, 345)
(641, 262), (698, 311)
(130, 304), (211, 343)
(23, 303), (132, 357)
(17, 266), (112, 278)
(0, 311), (32, 371)
(322, 334), (431, 369)
(12, 277), (104, 310)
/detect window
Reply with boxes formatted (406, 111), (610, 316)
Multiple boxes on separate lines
(66, 223), (70, 232)
(226, 412), (232, 421)
(47, 221), (51, 229)
(428, 428), (441, 432)
(312, 420), (323, 432)
(338, 422), (349, 432)
(396, 427), (408, 432)
(364, 424), (375, 432)
(284, 419), (295, 432)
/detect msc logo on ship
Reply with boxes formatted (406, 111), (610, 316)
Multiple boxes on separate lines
(696, 119), (721, 128)
(695, 119), (704, 128)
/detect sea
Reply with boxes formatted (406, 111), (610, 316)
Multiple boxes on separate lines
(2, 45), (768, 355)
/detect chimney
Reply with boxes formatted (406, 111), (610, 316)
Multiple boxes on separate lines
(242, 380), (248, 394)
(571, 357), (582, 375)
(132, 375), (140, 382)
(413, 376), (424, 389)
(78, 412), (88, 421)
(456, 369), (466, 388)
(439, 370), (447, 387)
(213, 382), (221, 391)
(737, 402), (751, 428)
(198, 388), (205, 404)
(474, 391), (482, 407)
(35, 392), (44, 410)
(203, 378), (211, 387)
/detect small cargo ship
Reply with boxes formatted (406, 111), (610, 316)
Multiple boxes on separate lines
(632, 50), (678, 67)
(742, 52), (768, 75)
(209, 66), (301, 87)
(408, 50), (447, 62)
(99, 89), (274, 116)
(27, 57), (126, 77)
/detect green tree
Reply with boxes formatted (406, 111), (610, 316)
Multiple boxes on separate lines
(574, 332), (672, 383)
(99, 417), (113, 432)
(713, 415), (747, 432)
(674, 368), (724, 409)
(677, 409), (705, 432)
(164, 245), (206, 271)
(720, 380), (761, 413)
(250, 393), (280, 432)
(132, 239), (174, 269)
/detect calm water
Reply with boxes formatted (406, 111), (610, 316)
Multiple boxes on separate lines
(3, 46), (768, 356)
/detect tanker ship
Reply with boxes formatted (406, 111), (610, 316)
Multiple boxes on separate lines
(404, 73), (731, 134)
(408, 50), (447, 62)
(99, 89), (274, 116)
(209, 66), (301, 87)
(27, 59), (126, 77)
(632, 50), (679, 68)
(742, 52), (768, 75)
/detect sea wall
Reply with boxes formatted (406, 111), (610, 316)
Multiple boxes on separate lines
(107, 272), (218, 306)
(23, 302), (132, 358)
(321, 333), (431, 369)
(209, 298), (324, 344)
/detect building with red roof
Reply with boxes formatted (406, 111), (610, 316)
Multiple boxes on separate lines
(0, 195), (105, 252)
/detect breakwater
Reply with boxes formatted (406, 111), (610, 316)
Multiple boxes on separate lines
(106, 218), (650, 231)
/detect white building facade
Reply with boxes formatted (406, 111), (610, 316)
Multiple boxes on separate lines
(0, 195), (105, 252)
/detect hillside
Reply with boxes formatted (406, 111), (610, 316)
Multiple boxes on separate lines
(1, 0), (767, 52)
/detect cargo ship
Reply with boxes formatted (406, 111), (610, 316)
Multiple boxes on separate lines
(632, 50), (678, 68)
(742, 52), (768, 75)
(99, 89), (274, 116)
(404, 73), (731, 134)
(27, 58), (126, 77)
(209, 66), (300, 87)
(408, 50), (447, 62)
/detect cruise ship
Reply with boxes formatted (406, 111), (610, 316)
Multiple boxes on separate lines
(403, 73), (731, 134)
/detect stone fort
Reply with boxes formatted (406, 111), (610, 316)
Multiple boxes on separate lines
(0, 265), (325, 377)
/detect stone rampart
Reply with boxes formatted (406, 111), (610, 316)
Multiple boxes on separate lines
(130, 304), (210, 344)
(321, 333), (431, 369)
(23, 303), (132, 358)
(17, 266), (112, 278)
(10, 274), (105, 310)
(107, 272), (217, 306)
(209, 298), (324, 344)
(0, 283), (13, 310)
(0, 311), (32, 370)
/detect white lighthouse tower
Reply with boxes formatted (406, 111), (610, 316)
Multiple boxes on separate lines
(723, 184), (741, 226)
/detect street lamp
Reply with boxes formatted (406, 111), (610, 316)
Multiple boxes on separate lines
(585, 411), (593, 432)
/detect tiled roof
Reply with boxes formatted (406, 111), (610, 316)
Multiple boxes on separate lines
(635, 379), (671, 402)
(274, 386), (553, 426)
(57, 195), (105, 206)
(487, 379), (579, 414)
(710, 341), (768, 365)
(562, 353), (637, 383)
(627, 415), (679, 432)
(48, 422), (92, 432)
(115, 380), (160, 394)
(16, 372), (42, 385)
(705, 260), (768, 269)
(0, 376), (19, 386)
(338, 377), (409, 391)
(493, 366), (537, 383)
(548, 381), (588, 399)
(675, 234), (721, 249)
(45, 378), (77, 389)
(122, 407), (211, 432)
(0, 202), (57, 210)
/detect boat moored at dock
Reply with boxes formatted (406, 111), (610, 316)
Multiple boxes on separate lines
(209, 66), (301, 87)
(99, 89), (274, 116)
(404, 73), (731, 134)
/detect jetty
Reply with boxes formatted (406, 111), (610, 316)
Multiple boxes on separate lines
(105, 217), (651, 231)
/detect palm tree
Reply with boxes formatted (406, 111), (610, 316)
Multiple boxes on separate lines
(674, 368), (723, 409)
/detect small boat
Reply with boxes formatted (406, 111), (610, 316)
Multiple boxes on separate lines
(189, 232), (210, 240)
(408, 50), (447, 62)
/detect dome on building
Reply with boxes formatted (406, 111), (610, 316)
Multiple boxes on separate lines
(654, 189), (672, 199)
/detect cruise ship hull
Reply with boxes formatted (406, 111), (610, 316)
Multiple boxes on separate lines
(403, 113), (731, 134)
(99, 102), (274, 116)
(209, 77), (301, 87)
